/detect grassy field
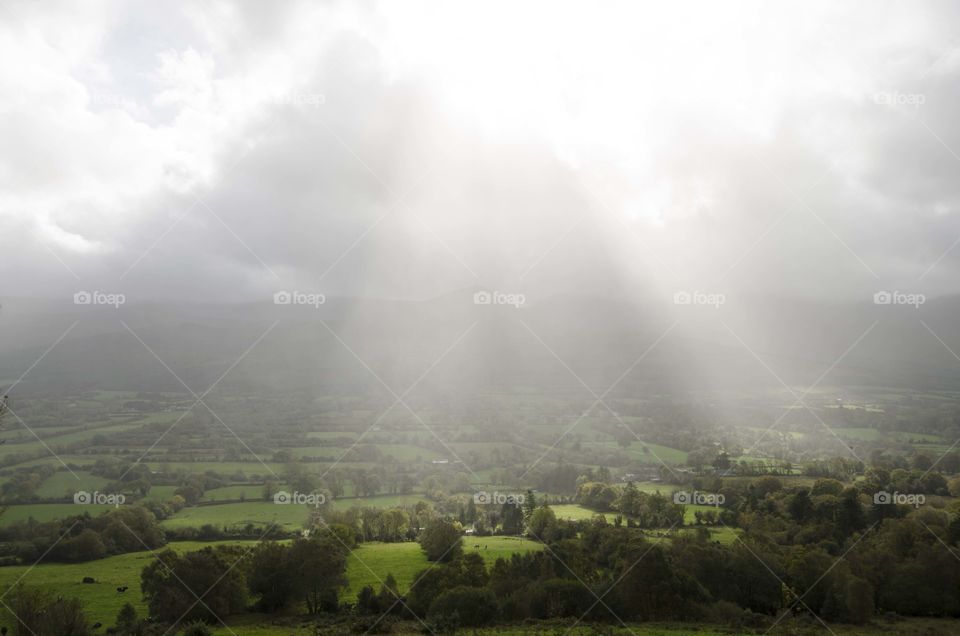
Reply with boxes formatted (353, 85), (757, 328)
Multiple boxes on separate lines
(0, 536), (544, 632)
(344, 536), (543, 601)
(552, 504), (612, 521)
(160, 502), (311, 530)
(0, 503), (116, 525)
(34, 470), (110, 499)
(0, 540), (261, 629)
(331, 494), (429, 510)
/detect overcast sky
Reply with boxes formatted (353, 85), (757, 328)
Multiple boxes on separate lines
(2, 0), (960, 304)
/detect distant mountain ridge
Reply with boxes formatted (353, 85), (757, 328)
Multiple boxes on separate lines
(1, 292), (959, 395)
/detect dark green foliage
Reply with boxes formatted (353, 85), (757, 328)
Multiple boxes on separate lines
(428, 586), (497, 626)
(418, 518), (462, 562)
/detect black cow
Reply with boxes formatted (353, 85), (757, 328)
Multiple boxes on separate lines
(82, 577), (96, 584)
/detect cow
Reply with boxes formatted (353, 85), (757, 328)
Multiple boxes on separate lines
(82, 577), (96, 584)
(116, 586), (128, 593)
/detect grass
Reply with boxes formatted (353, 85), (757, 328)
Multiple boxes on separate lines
(0, 540), (260, 628)
(0, 536), (543, 631)
(161, 502), (311, 530)
(332, 494), (429, 510)
(35, 471), (110, 499)
(0, 503), (116, 525)
(343, 536), (543, 601)
(551, 504), (612, 521)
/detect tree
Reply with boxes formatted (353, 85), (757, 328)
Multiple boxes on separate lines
(429, 586), (497, 627)
(248, 542), (296, 612)
(288, 537), (348, 614)
(527, 505), (557, 539)
(9, 584), (90, 636)
(181, 623), (214, 636)
(845, 576), (874, 624)
(114, 603), (141, 635)
(788, 489), (813, 523)
(141, 547), (247, 625)
(419, 519), (463, 562)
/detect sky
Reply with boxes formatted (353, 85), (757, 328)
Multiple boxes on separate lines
(2, 0), (960, 304)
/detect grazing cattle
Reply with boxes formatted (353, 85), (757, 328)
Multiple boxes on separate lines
(82, 577), (96, 584)
(484, 545), (488, 550)
(2, 626), (8, 635)
(92, 623), (102, 629)
(473, 544), (480, 549)
(116, 586), (128, 593)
